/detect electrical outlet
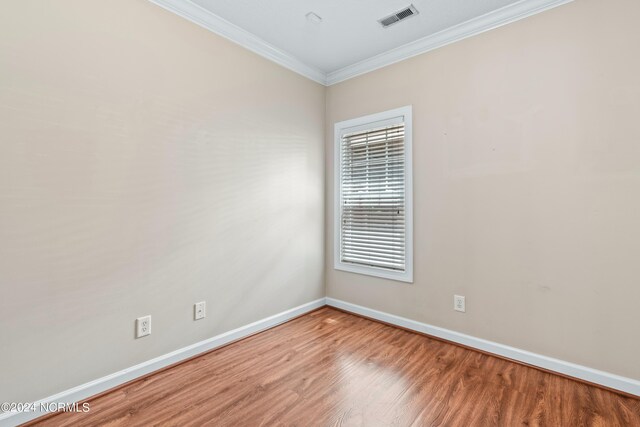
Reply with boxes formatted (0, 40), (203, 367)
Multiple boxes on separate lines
(136, 315), (151, 338)
(194, 301), (206, 320)
(454, 295), (466, 313)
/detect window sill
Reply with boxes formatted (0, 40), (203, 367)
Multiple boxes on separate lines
(334, 262), (413, 283)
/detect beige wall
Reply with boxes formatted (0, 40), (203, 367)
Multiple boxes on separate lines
(0, 0), (325, 402)
(326, 0), (640, 380)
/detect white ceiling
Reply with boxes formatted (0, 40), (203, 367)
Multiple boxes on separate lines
(151, 0), (572, 84)
(190, 0), (523, 73)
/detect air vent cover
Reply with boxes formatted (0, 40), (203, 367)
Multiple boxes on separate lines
(379, 5), (419, 28)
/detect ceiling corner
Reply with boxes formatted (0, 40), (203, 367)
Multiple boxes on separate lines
(149, 0), (574, 87)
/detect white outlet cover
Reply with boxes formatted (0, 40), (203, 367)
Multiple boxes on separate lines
(136, 315), (151, 338)
(454, 295), (466, 313)
(194, 301), (206, 320)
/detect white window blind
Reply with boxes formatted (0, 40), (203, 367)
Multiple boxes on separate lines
(340, 123), (406, 270)
(334, 106), (412, 282)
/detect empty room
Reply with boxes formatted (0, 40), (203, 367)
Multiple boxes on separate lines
(1, 0), (639, 425)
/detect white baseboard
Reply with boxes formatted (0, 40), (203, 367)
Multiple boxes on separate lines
(326, 297), (640, 397)
(0, 298), (326, 427)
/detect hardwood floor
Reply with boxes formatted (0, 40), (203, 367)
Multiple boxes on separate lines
(29, 307), (640, 427)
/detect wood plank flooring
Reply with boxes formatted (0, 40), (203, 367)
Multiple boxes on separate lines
(29, 307), (640, 426)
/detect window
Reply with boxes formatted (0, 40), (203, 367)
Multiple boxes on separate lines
(334, 106), (413, 282)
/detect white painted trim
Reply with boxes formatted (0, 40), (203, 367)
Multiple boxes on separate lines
(148, 0), (573, 86)
(0, 298), (327, 427)
(326, 0), (574, 85)
(334, 106), (413, 283)
(147, 0), (327, 85)
(326, 297), (640, 397)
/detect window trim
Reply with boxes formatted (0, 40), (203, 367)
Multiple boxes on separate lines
(334, 106), (413, 283)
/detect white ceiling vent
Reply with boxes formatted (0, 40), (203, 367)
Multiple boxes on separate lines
(378, 5), (419, 28)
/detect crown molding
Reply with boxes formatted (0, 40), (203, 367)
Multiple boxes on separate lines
(325, 0), (574, 85)
(149, 0), (574, 87)
(148, 0), (327, 85)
